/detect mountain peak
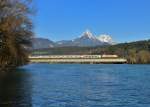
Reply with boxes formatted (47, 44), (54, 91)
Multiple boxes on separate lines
(81, 30), (95, 39)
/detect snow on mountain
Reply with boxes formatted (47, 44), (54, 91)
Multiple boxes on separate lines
(97, 34), (115, 44)
(80, 30), (96, 39)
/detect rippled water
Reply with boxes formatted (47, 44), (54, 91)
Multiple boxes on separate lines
(0, 64), (150, 107)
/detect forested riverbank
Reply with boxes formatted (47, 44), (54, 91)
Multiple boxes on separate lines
(0, 0), (33, 71)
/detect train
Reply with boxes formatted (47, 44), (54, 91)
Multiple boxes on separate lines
(29, 55), (119, 59)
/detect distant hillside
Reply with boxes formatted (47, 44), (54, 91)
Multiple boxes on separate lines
(31, 38), (55, 49)
(92, 40), (150, 55)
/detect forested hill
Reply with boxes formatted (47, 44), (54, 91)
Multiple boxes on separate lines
(92, 39), (150, 54)
(32, 39), (150, 64)
(94, 39), (150, 64)
(106, 39), (150, 53)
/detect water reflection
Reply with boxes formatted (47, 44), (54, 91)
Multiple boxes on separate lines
(0, 69), (32, 107)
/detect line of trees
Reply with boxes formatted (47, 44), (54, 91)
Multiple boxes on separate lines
(0, 0), (33, 71)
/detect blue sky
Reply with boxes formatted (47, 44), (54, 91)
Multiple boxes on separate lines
(33, 0), (150, 43)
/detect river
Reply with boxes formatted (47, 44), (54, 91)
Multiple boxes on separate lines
(0, 64), (150, 107)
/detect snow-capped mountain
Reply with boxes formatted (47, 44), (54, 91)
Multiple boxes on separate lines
(32, 30), (115, 49)
(72, 30), (105, 46)
(97, 34), (115, 45)
(56, 30), (105, 47)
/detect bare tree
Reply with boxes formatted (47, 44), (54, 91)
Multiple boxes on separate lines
(0, 0), (33, 71)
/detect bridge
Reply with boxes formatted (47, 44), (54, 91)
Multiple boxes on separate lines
(29, 55), (127, 64)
